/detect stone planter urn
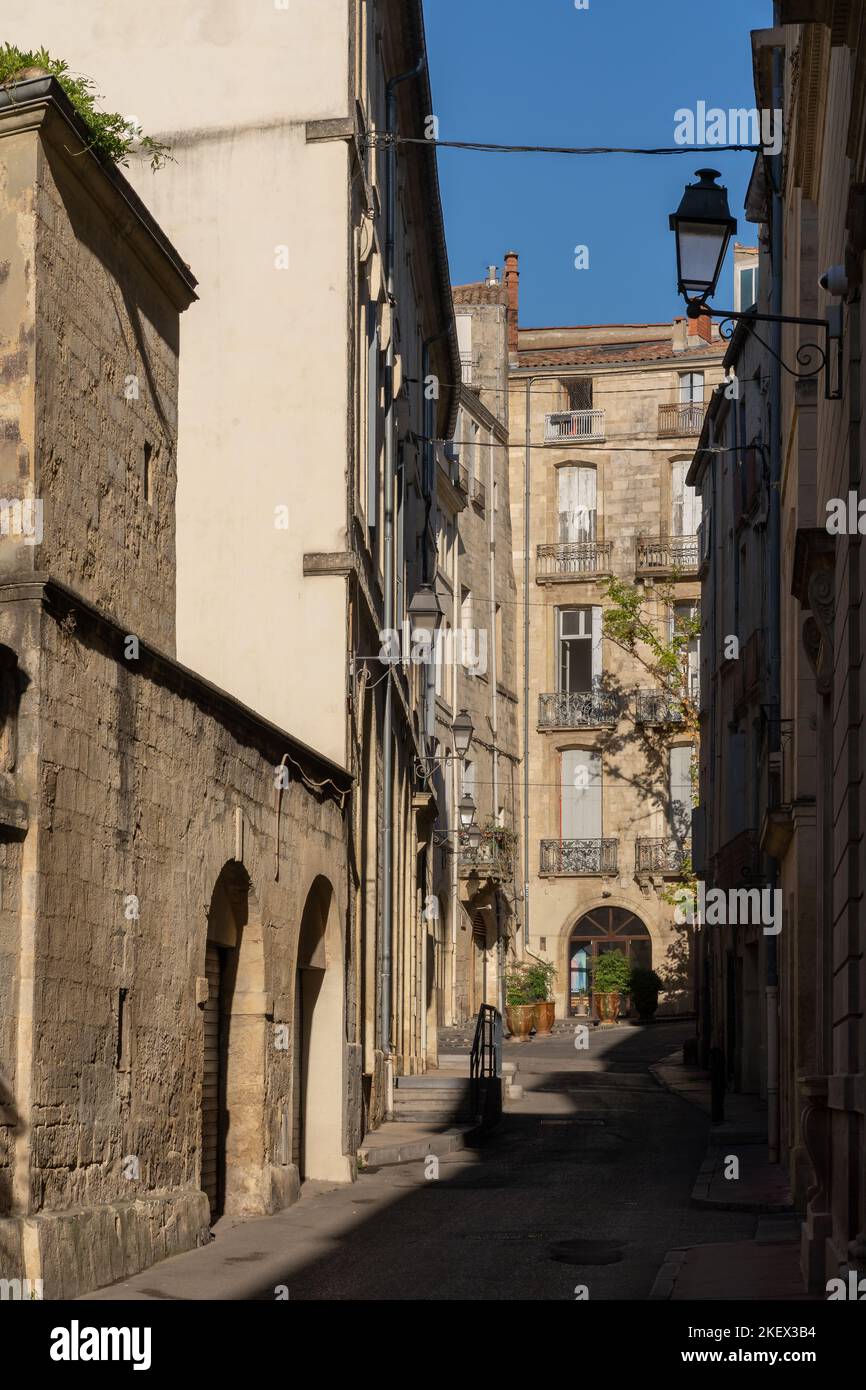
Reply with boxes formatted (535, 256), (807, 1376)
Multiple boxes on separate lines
(533, 1001), (555, 1035)
(594, 991), (621, 1025)
(506, 1004), (536, 1041)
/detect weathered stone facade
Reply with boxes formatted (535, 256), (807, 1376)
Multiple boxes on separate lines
(0, 81), (352, 1298)
(507, 267), (724, 1021)
(430, 271), (521, 1027)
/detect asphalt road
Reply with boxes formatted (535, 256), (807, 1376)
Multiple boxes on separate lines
(83, 1019), (758, 1301)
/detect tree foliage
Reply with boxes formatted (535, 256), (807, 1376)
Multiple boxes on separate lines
(0, 45), (173, 171)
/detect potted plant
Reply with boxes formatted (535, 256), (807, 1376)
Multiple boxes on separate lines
(524, 959), (557, 1035)
(629, 966), (663, 1022)
(505, 969), (536, 1041)
(591, 950), (632, 1025)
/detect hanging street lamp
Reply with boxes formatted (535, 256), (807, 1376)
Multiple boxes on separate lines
(669, 169), (842, 399)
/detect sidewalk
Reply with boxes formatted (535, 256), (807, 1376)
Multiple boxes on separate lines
(649, 1049), (807, 1299)
(651, 1232), (814, 1301)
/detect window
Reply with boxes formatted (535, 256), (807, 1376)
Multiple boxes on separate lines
(557, 607), (602, 693)
(495, 603), (503, 671)
(669, 745), (693, 841)
(435, 621), (450, 700)
(678, 371), (705, 405)
(735, 263), (758, 311)
(493, 479), (499, 513)
(558, 466), (597, 543)
(561, 750), (602, 840)
(462, 757), (475, 799)
(456, 313), (473, 383)
(469, 420), (480, 484)
(671, 460), (702, 536)
(671, 601), (700, 701)
(563, 377), (593, 411)
(366, 302), (379, 531)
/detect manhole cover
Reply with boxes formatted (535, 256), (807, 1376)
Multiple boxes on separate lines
(549, 1239), (624, 1266)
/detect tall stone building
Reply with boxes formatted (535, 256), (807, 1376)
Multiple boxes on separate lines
(506, 253), (725, 1021)
(690, 0), (866, 1295)
(0, 77), (352, 1298)
(430, 267), (521, 1026)
(3, 0), (462, 1118)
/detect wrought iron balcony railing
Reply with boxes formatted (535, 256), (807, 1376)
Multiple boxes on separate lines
(657, 401), (708, 437)
(539, 690), (620, 728)
(635, 837), (691, 875)
(536, 541), (612, 578)
(544, 409), (606, 443)
(635, 535), (699, 575)
(633, 689), (686, 725)
(471, 475), (486, 509)
(540, 838), (618, 876)
(459, 833), (512, 881)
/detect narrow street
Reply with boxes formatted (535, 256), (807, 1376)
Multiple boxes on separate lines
(81, 1021), (757, 1301)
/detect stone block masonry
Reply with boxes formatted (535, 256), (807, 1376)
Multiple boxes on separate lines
(0, 576), (351, 1298)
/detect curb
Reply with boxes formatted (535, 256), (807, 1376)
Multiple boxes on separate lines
(649, 1247), (688, 1300)
(358, 1123), (481, 1168)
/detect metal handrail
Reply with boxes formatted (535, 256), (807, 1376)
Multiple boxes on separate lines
(469, 1003), (502, 1127)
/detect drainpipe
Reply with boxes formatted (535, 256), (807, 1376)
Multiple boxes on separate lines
(765, 30), (784, 1164)
(381, 46), (426, 1066)
(522, 378), (536, 950)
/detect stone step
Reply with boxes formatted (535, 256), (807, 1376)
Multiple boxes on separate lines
(394, 1074), (470, 1090)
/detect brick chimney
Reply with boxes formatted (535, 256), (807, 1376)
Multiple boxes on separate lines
(504, 250), (519, 353)
(687, 309), (713, 344)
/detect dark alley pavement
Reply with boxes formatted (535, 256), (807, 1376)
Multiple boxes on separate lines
(81, 1019), (770, 1301)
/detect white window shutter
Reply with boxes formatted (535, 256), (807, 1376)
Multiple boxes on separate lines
(591, 606), (602, 685)
(562, 750), (602, 840)
(669, 745), (692, 838)
(671, 461), (685, 535)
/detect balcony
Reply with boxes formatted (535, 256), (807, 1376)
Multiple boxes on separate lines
(658, 401), (708, 437)
(635, 837), (691, 875)
(540, 838), (618, 876)
(459, 831), (512, 881)
(539, 690), (620, 729)
(457, 464), (470, 494)
(471, 475), (486, 510)
(634, 689), (686, 725)
(544, 409), (606, 444)
(635, 535), (699, 576)
(536, 541), (612, 580)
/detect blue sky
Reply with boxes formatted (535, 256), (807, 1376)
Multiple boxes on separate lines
(425, 0), (772, 326)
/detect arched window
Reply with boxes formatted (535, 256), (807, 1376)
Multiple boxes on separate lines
(567, 907), (651, 1015)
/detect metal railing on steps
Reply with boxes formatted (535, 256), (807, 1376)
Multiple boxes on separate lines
(469, 1003), (503, 1128)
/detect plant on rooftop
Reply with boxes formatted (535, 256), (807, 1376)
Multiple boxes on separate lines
(0, 45), (173, 171)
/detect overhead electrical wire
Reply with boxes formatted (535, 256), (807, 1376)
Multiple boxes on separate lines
(365, 135), (761, 158)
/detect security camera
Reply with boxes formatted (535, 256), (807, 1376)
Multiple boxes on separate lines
(820, 265), (848, 296)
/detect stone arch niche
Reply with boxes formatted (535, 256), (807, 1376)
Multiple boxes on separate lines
(567, 905), (651, 1017)
(202, 861), (267, 1222)
(293, 874), (350, 1183)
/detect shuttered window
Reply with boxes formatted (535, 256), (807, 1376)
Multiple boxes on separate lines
(669, 745), (693, 840)
(671, 460), (701, 536)
(558, 465), (597, 543)
(561, 749), (602, 840)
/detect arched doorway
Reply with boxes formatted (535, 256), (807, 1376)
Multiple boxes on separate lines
(568, 906), (651, 1017)
(202, 862), (266, 1222)
(293, 876), (347, 1182)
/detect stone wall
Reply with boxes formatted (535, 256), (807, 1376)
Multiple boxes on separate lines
(0, 578), (351, 1298)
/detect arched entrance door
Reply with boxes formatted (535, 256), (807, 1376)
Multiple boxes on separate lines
(293, 876), (348, 1182)
(202, 862), (266, 1222)
(568, 906), (651, 1016)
